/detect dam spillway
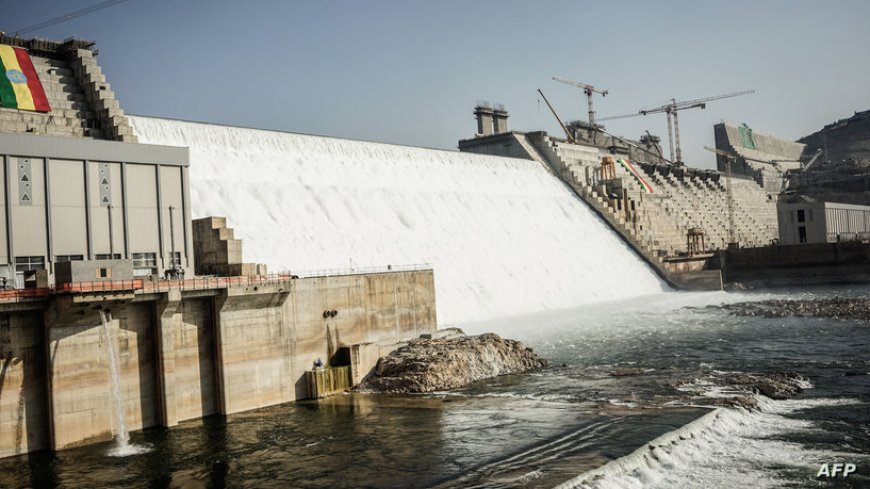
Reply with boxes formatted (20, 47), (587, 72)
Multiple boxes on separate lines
(130, 116), (667, 324)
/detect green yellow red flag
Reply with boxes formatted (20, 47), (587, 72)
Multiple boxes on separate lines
(0, 45), (51, 112)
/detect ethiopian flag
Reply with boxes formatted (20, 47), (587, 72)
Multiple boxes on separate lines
(617, 158), (654, 194)
(0, 46), (50, 112)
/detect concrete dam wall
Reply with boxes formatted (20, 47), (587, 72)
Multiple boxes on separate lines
(129, 117), (667, 324)
(0, 270), (435, 458)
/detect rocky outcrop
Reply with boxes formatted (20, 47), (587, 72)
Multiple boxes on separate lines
(357, 331), (547, 393)
(717, 298), (870, 321)
(676, 371), (811, 410)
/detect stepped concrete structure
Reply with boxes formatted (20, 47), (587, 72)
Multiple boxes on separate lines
(460, 118), (783, 289)
(193, 217), (267, 277)
(714, 122), (805, 192)
(0, 35), (136, 142)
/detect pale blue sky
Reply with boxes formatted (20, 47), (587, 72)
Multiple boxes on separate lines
(5, 0), (870, 167)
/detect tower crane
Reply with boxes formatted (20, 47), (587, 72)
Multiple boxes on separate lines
(552, 76), (608, 129)
(600, 90), (754, 164)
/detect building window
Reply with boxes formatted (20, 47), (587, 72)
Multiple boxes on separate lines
(15, 256), (45, 272)
(97, 267), (112, 279)
(56, 254), (84, 263)
(169, 251), (182, 268)
(797, 209), (805, 223)
(95, 253), (122, 260)
(799, 226), (807, 244)
(132, 252), (157, 268)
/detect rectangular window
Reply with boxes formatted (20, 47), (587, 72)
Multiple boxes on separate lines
(97, 267), (111, 279)
(132, 252), (157, 268)
(169, 251), (181, 268)
(14, 256), (45, 272)
(95, 253), (122, 260)
(798, 226), (807, 244)
(797, 209), (805, 223)
(55, 254), (84, 263)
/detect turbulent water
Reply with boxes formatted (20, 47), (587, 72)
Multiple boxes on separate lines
(3, 285), (868, 488)
(129, 116), (665, 324)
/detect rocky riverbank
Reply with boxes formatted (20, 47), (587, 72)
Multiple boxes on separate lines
(357, 330), (547, 393)
(716, 297), (870, 321)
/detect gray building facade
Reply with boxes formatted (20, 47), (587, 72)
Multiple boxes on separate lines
(0, 133), (193, 285)
(778, 200), (870, 245)
(0, 36), (194, 286)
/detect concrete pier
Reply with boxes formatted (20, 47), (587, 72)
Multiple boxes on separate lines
(0, 269), (436, 458)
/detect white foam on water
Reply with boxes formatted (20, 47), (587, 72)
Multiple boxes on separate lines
(553, 397), (868, 489)
(130, 116), (667, 324)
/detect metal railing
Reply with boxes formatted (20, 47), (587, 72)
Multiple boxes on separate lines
(57, 280), (144, 294)
(0, 263), (433, 303)
(283, 263), (432, 278)
(140, 274), (298, 293)
(0, 287), (52, 301)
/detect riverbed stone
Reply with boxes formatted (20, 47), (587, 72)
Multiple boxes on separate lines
(357, 332), (547, 393)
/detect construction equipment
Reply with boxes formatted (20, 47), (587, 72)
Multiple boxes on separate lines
(537, 88), (575, 143)
(704, 145), (737, 247)
(552, 76), (608, 128)
(802, 148), (824, 171)
(601, 90), (755, 164)
(780, 148), (824, 192)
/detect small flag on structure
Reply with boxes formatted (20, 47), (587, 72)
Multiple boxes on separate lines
(617, 159), (654, 193)
(0, 46), (50, 112)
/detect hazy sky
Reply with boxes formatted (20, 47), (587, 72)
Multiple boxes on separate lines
(5, 0), (870, 168)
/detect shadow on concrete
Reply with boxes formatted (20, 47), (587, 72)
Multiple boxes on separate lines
(199, 299), (218, 417)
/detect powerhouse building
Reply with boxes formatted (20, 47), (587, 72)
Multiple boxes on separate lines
(778, 198), (870, 245)
(0, 36), (192, 286)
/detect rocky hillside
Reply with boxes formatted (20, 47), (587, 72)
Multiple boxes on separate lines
(799, 109), (870, 163)
(790, 109), (870, 204)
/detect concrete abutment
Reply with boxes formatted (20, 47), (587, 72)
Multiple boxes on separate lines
(0, 269), (437, 458)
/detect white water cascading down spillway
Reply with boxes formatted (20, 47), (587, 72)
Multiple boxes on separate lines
(130, 116), (667, 324)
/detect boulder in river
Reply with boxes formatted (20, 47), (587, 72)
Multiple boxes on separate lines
(357, 331), (547, 393)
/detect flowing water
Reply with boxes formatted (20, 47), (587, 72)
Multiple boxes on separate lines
(129, 116), (666, 324)
(99, 310), (150, 459)
(3, 286), (868, 488)
(99, 310), (131, 453)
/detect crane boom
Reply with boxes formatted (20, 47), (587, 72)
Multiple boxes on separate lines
(597, 89), (754, 164)
(537, 89), (575, 143)
(640, 90), (755, 115)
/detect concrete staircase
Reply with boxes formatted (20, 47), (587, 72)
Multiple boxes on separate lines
(525, 133), (768, 290)
(192, 217), (267, 277)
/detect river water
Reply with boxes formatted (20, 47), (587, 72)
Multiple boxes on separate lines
(2, 286), (869, 488)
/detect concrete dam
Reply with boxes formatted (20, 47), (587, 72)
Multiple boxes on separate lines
(0, 35), (668, 460)
(129, 116), (667, 325)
